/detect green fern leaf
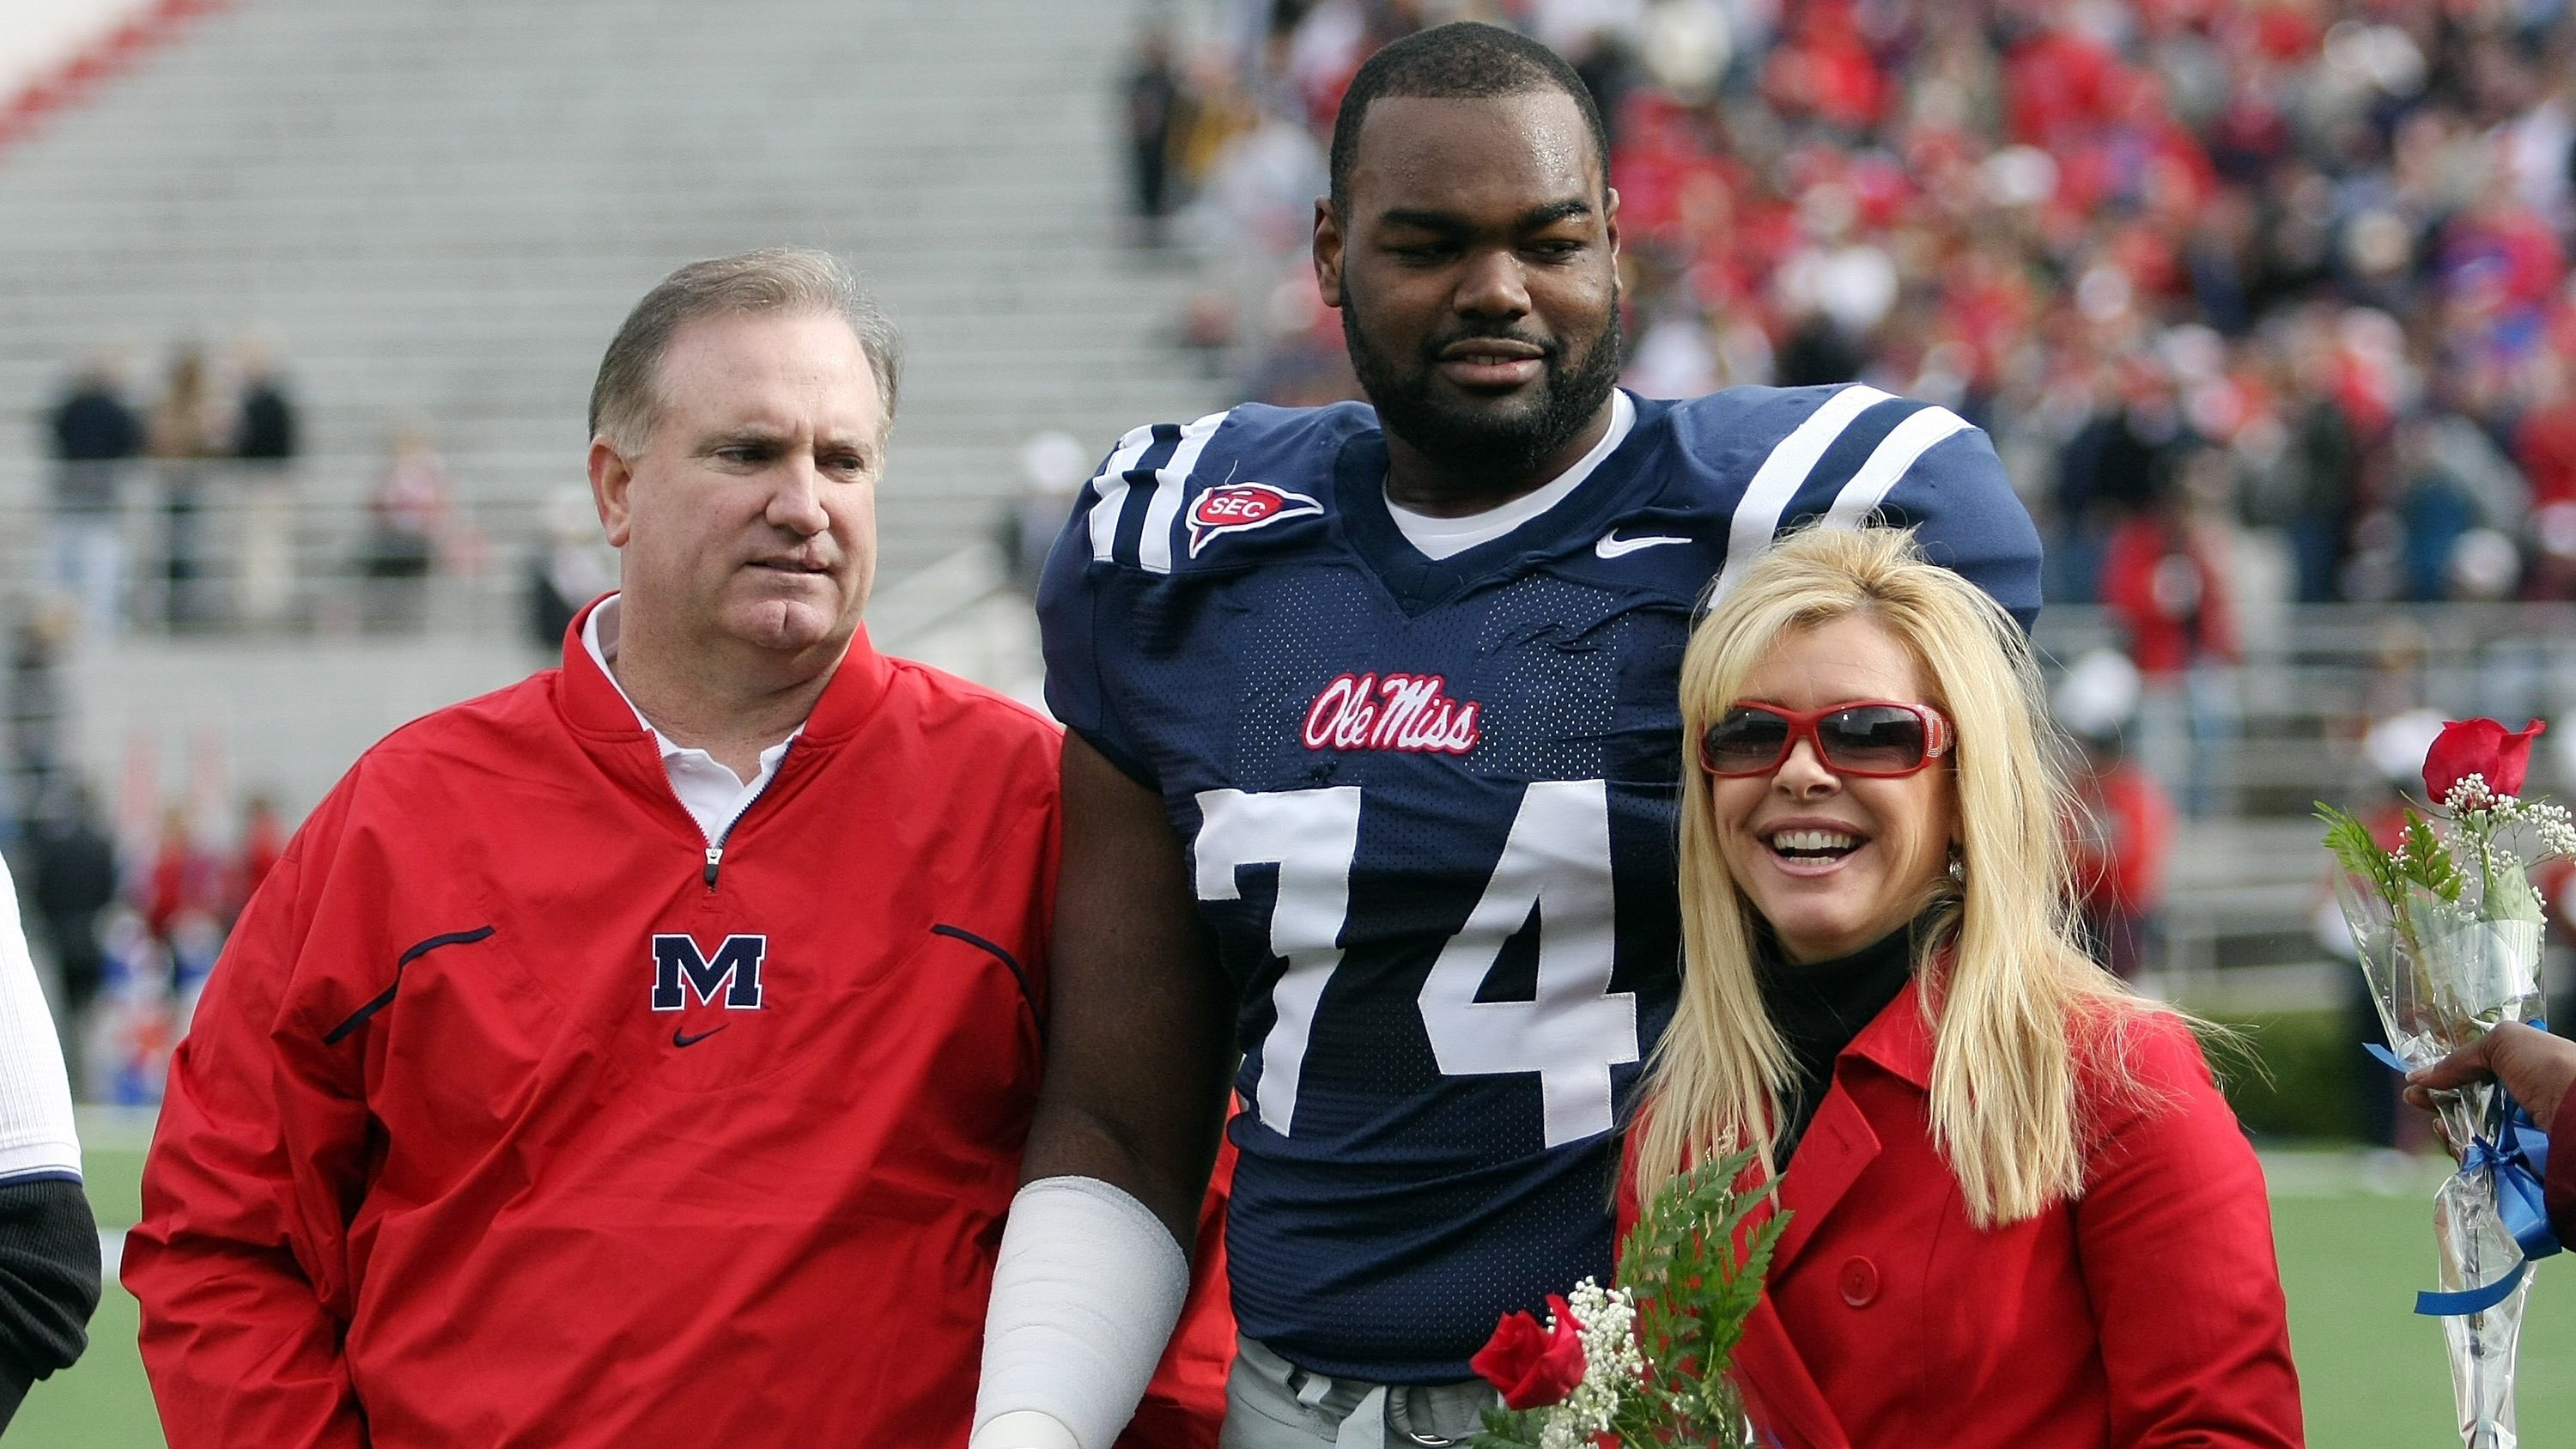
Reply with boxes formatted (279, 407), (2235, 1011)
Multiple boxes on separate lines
(2316, 803), (2397, 899)
(2396, 811), (2464, 902)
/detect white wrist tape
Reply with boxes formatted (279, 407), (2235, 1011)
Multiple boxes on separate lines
(970, 1175), (1191, 1449)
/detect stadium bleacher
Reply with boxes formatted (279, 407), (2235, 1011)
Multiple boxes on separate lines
(0, 0), (1225, 808)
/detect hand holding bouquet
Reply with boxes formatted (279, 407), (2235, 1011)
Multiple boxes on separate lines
(1466, 1150), (1786, 1449)
(2319, 718), (2569, 1449)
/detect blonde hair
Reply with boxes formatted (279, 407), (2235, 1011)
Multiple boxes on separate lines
(1633, 524), (2154, 1228)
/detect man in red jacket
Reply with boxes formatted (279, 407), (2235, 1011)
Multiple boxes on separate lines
(124, 250), (1227, 1448)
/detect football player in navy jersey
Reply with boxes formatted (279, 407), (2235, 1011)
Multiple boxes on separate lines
(974, 22), (2044, 1449)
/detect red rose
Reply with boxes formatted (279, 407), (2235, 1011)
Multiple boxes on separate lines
(1469, 1294), (1587, 1410)
(2424, 718), (2547, 804)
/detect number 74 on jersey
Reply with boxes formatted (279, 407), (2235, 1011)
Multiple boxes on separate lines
(1194, 778), (1640, 1149)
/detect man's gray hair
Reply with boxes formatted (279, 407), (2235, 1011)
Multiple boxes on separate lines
(588, 247), (902, 452)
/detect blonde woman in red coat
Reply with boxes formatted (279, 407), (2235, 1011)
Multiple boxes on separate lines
(1625, 525), (2301, 1449)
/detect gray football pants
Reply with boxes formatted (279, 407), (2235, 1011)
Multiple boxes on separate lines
(1221, 1335), (1498, 1448)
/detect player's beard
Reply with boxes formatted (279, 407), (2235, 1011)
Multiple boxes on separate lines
(1342, 287), (1625, 482)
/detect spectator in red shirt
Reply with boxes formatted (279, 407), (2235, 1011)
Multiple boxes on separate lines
(2517, 349), (2576, 509)
(2099, 470), (2241, 679)
(142, 808), (222, 949)
(2054, 650), (2178, 983)
(2100, 449), (2243, 815)
(1762, 0), (1884, 135)
(2002, 21), (2124, 149)
(233, 795), (287, 914)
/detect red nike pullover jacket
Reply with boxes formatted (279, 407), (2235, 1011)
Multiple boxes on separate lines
(126, 608), (1230, 1447)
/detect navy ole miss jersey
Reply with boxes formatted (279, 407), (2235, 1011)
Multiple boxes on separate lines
(1036, 382), (2043, 1384)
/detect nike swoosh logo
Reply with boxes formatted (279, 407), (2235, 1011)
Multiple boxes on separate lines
(671, 1025), (728, 1048)
(1595, 530), (1690, 559)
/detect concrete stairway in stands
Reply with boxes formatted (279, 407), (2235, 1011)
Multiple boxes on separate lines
(0, 0), (1217, 588)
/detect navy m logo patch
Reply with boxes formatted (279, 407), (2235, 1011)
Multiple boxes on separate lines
(650, 934), (767, 1011)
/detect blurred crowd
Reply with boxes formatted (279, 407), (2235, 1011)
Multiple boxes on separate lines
(1127, 0), (2576, 624)
(38, 338), (482, 641)
(8, 776), (283, 1106)
(46, 336), (301, 636)
(4, 554), (283, 1103)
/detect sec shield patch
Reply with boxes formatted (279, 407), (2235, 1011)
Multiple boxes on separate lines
(1187, 483), (1322, 556)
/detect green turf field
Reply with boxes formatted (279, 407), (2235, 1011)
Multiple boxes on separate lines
(2269, 1155), (2576, 1446)
(21, 1119), (159, 1449)
(20, 1135), (2576, 1446)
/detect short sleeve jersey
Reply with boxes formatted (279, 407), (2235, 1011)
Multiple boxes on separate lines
(1036, 384), (2043, 1384)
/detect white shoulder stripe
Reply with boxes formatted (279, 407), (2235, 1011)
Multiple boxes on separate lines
(1710, 384), (1893, 600)
(1137, 411), (1233, 575)
(1084, 423), (1163, 564)
(1821, 406), (1973, 531)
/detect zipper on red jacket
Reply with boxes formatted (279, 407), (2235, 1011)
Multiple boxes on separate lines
(699, 742), (792, 892)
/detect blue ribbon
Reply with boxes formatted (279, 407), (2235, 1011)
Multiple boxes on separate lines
(2364, 1033), (2561, 1316)
(2412, 1258), (2527, 1317)
(2472, 1099), (2559, 1264)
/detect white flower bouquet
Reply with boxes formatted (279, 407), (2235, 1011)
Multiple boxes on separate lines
(1465, 1149), (1785, 1449)
(2319, 718), (2570, 1449)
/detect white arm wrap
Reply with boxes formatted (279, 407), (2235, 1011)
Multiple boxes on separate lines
(970, 1175), (1191, 1449)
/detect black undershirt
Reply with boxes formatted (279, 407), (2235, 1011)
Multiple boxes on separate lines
(0, 1178), (100, 1428)
(1757, 921), (1919, 1163)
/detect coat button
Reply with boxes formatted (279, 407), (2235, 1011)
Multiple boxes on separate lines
(1838, 1256), (1880, 1307)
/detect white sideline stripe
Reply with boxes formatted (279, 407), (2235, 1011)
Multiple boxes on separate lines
(1084, 424), (1161, 563)
(1137, 411), (1231, 575)
(1710, 384), (1893, 602)
(99, 1228), (122, 1280)
(1821, 406), (1973, 531)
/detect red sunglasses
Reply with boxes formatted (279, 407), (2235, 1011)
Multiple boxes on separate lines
(1698, 700), (1953, 778)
